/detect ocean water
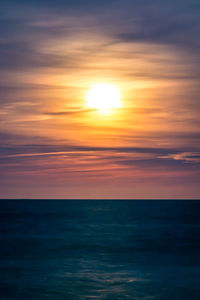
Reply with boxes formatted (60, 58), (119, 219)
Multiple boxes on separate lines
(0, 200), (199, 300)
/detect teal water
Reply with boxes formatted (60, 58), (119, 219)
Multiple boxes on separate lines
(0, 200), (199, 299)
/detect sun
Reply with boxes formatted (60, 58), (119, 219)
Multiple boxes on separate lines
(87, 83), (122, 112)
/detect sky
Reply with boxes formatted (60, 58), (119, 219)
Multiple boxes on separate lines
(0, 0), (200, 199)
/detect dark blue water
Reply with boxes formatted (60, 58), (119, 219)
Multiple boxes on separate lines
(0, 200), (199, 299)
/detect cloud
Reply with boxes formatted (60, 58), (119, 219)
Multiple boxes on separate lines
(0, 140), (199, 169)
(115, 0), (200, 51)
(44, 109), (94, 116)
(161, 152), (200, 163)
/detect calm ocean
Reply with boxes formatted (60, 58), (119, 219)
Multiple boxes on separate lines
(0, 200), (199, 299)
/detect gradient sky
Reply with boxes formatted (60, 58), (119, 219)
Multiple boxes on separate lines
(0, 0), (200, 199)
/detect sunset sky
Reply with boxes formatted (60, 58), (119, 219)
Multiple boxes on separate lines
(0, 0), (200, 198)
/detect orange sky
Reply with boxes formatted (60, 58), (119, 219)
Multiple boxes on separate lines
(0, 0), (200, 198)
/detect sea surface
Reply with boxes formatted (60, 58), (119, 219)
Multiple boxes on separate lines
(0, 200), (199, 300)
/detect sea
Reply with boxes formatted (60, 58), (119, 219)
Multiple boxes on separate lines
(0, 200), (199, 300)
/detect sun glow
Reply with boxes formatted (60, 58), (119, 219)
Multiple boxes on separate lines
(87, 83), (122, 112)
